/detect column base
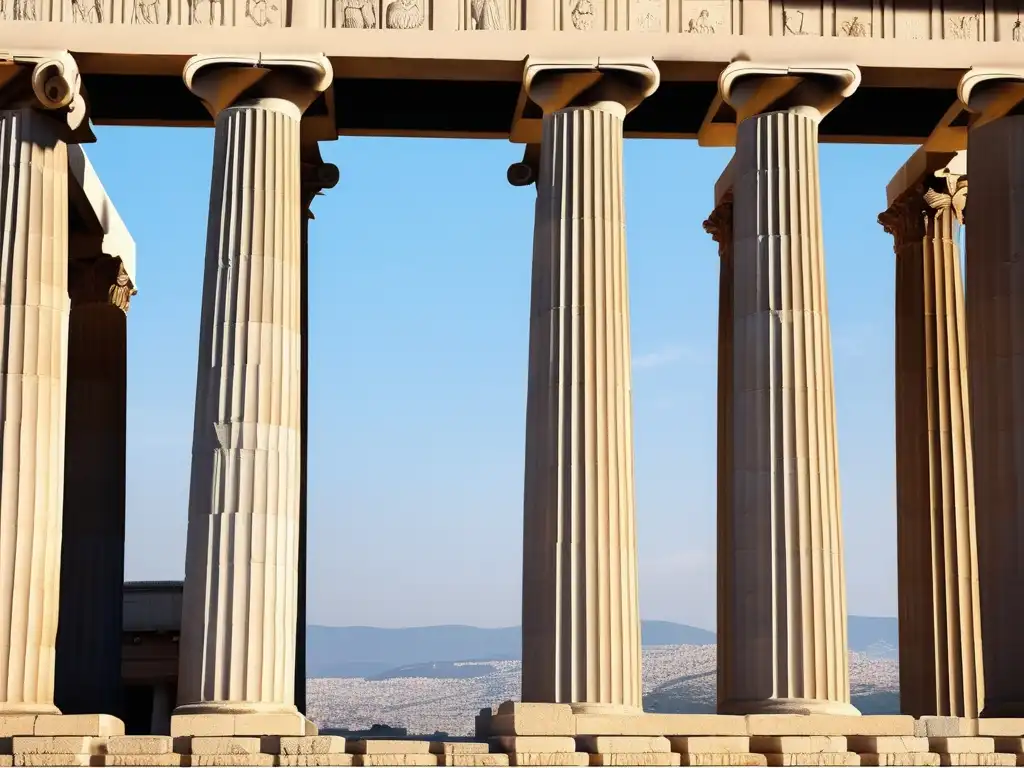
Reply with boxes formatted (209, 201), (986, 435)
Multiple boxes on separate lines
(570, 703), (644, 715)
(0, 703), (61, 715)
(719, 698), (861, 716)
(171, 703), (316, 738)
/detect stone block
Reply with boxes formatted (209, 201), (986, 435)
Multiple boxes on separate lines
(995, 738), (1024, 752)
(353, 756), (436, 766)
(431, 743), (491, 755)
(669, 737), (750, 754)
(577, 737), (671, 754)
(939, 755), (1015, 766)
(929, 737), (995, 754)
(507, 753), (589, 766)
(440, 757), (510, 767)
(576, 716), (746, 738)
(490, 704), (576, 737)
(588, 753), (681, 766)
(171, 717), (235, 739)
(106, 736), (174, 755)
(233, 715), (309, 737)
(747, 716), (915, 737)
(0, 758), (12, 768)
(186, 756), (275, 767)
(0, 718), (37, 738)
(11, 736), (99, 755)
(679, 755), (766, 766)
(849, 738), (930, 754)
(276, 757), (354, 767)
(496, 737), (577, 753)
(859, 755), (940, 766)
(349, 740), (432, 754)
(750, 736), (847, 754)
(763, 752), (858, 766)
(185, 737), (262, 755)
(103, 755), (183, 766)
(915, 720), (979, 738)
(12, 755), (90, 767)
(33, 715), (124, 737)
(475, 714), (493, 740)
(273, 737), (347, 756)
(980, 722), (1024, 738)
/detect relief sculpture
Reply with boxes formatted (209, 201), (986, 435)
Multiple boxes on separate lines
(338, 0), (377, 27)
(630, 0), (661, 29)
(70, 0), (101, 20)
(570, 0), (593, 28)
(131, 0), (160, 23)
(244, 0), (276, 25)
(687, 8), (715, 32)
(469, 0), (507, 29)
(840, 15), (867, 35)
(947, 13), (977, 38)
(1014, 16), (1022, 39)
(190, 0), (223, 23)
(0, 0), (36, 20)
(783, 8), (808, 33)
(386, 0), (423, 26)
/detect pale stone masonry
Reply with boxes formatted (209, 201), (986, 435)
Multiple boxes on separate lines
(877, 148), (983, 719)
(519, 58), (657, 714)
(176, 54), (332, 719)
(714, 63), (861, 717)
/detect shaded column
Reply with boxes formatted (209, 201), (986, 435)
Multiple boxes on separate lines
(175, 54), (332, 716)
(715, 62), (861, 716)
(294, 150), (339, 716)
(878, 151), (983, 718)
(0, 53), (87, 715)
(519, 58), (659, 713)
(55, 257), (135, 718)
(702, 165), (734, 713)
(958, 68), (1024, 718)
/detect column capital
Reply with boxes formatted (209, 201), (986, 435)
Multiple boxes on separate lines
(924, 169), (967, 224)
(522, 57), (659, 116)
(301, 156), (340, 220)
(879, 166), (968, 248)
(0, 51), (91, 138)
(183, 53), (333, 119)
(702, 190), (734, 255)
(68, 257), (136, 313)
(718, 62), (860, 123)
(958, 67), (1024, 129)
(878, 186), (927, 247)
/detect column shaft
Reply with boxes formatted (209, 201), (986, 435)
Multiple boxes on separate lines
(177, 100), (303, 710)
(0, 108), (70, 714)
(720, 107), (855, 715)
(55, 258), (130, 718)
(965, 115), (1024, 717)
(881, 176), (983, 718)
(521, 104), (641, 711)
(294, 201), (310, 717)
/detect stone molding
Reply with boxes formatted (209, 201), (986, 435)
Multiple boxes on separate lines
(717, 61), (860, 122)
(522, 57), (659, 115)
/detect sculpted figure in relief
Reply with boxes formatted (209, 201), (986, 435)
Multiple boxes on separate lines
(1013, 17), (1022, 39)
(386, 0), (424, 26)
(190, 0), (223, 23)
(71, 0), (102, 20)
(245, 0), (277, 25)
(339, 0), (378, 26)
(631, 0), (659, 29)
(840, 15), (867, 35)
(470, 0), (507, 29)
(131, 0), (161, 23)
(570, 0), (593, 28)
(947, 13), (977, 38)
(783, 8), (807, 33)
(0, 0), (37, 20)
(687, 9), (715, 33)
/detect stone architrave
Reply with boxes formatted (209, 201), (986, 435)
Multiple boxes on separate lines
(877, 149), (984, 719)
(0, 52), (87, 715)
(957, 68), (1024, 718)
(518, 57), (659, 714)
(714, 62), (861, 716)
(175, 54), (333, 717)
(55, 255), (135, 719)
(702, 161), (735, 714)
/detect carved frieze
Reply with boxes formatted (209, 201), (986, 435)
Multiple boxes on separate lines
(0, 0), (37, 19)
(681, 0), (728, 32)
(457, 0), (511, 28)
(39, 0), (281, 24)
(385, 0), (424, 27)
(629, 0), (664, 30)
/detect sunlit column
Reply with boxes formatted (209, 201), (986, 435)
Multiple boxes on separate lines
(519, 59), (658, 713)
(715, 63), (860, 716)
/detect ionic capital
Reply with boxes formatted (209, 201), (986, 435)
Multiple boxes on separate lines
(878, 186), (928, 248)
(0, 51), (91, 137)
(522, 57), (659, 117)
(957, 67), (1024, 129)
(183, 54), (334, 119)
(68, 257), (136, 313)
(301, 157), (340, 220)
(718, 62), (860, 123)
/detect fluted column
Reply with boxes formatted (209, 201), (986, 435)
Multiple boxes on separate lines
(519, 58), (658, 713)
(958, 68), (1024, 718)
(0, 53), (87, 715)
(878, 152), (983, 718)
(715, 62), (861, 716)
(702, 170), (734, 713)
(175, 55), (332, 716)
(55, 257), (135, 718)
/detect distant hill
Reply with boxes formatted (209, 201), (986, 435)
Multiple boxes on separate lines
(307, 616), (896, 678)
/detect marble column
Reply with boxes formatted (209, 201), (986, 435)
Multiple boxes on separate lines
(715, 62), (861, 716)
(175, 55), (332, 716)
(0, 53), (86, 715)
(702, 168), (734, 713)
(958, 68), (1024, 717)
(54, 256), (134, 718)
(519, 59), (658, 713)
(878, 151), (983, 718)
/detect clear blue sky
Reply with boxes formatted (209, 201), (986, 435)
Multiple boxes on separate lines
(89, 125), (913, 632)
